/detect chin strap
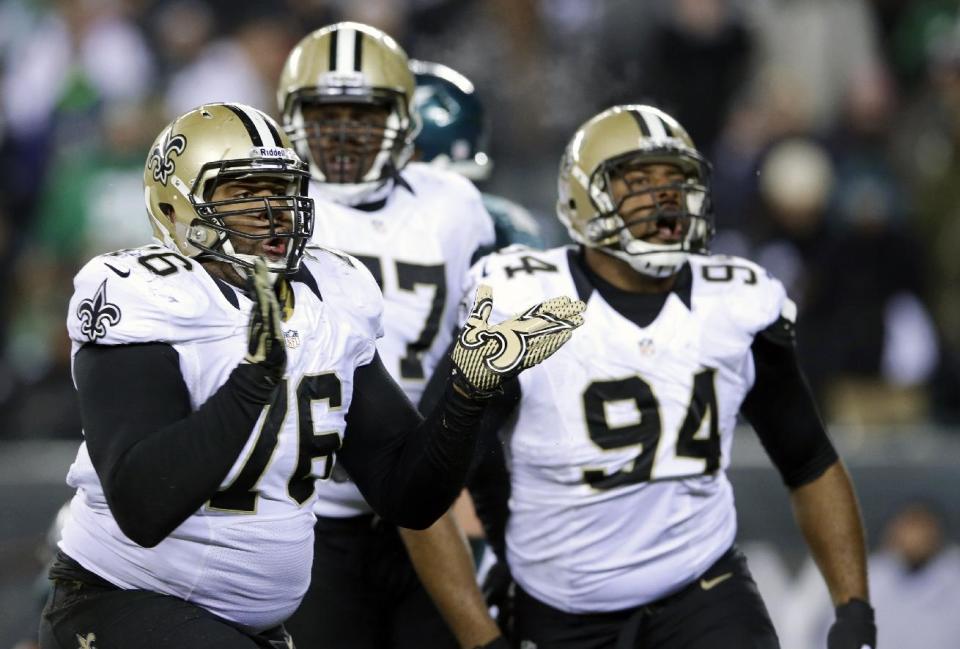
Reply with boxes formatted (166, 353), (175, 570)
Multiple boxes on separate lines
(602, 246), (688, 279)
(219, 239), (286, 286)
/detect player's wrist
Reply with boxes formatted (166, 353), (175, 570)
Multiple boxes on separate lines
(828, 597), (875, 649)
(229, 363), (282, 405)
(835, 597), (873, 620)
(451, 367), (502, 400)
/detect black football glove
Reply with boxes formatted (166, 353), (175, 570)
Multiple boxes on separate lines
(473, 637), (509, 649)
(452, 285), (585, 398)
(482, 560), (515, 638)
(243, 258), (286, 386)
(827, 598), (876, 649)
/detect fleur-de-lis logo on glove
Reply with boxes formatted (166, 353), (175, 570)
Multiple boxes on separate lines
(147, 132), (187, 186)
(451, 284), (585, 397)
(76, 280), (122, 342)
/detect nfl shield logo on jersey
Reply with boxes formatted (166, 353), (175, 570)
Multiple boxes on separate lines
(284, 329), (301, 349)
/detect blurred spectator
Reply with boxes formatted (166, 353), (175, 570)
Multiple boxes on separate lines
(0, 0), (155, 354)
(754, 137), (937, 425)
(164, 9), (298, 119)
(33, 100), (159, 261)
(893, 17), (960, 422)
(745, 0), (884, 132)
(869, 501), (960, 648)
(601, 0), (754, 155)
(795, 500), (960, 649)
(2, 0), (154, 139)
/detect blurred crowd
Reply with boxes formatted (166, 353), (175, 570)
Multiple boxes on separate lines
(2, 0), (960, 437)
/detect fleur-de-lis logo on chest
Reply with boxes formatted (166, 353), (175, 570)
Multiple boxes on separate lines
(76, 280), (122, 342)
(147, 131), (187, 186)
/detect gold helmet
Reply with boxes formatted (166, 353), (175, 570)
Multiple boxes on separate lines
(277, 22), (418, 204)
(144, 102), (314, 274)
(557, 104), (713, 277)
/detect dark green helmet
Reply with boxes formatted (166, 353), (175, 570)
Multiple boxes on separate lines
(410, 60), (491, 181)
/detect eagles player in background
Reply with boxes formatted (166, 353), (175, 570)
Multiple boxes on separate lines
(278, 23), (507, 649)
(410, 59), (543, 250)
(39, 102), (584, 649)
(448, 105), (876, 648)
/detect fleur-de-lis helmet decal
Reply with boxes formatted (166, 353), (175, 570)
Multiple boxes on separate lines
(76, 280), (122, 342)
(147, 131), (187, 186)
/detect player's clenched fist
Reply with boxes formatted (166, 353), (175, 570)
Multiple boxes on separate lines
(451, 284), (585, 398)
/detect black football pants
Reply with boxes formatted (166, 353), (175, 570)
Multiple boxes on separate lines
(283, 514), (459, 649)
(513, 545), (780, 649)
(38, 574), (292, 649)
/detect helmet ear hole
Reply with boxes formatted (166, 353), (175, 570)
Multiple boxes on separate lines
(159, 203), (175, 218)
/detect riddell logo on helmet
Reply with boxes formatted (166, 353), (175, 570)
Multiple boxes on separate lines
(319, 71), (364, 87)
(250, 147), (296, 159)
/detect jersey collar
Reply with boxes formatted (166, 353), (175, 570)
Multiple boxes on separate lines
(568, 247), (692, 308)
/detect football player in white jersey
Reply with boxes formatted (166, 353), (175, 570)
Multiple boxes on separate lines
(39, 102), (585, 649)
(277, 22), (509, 649)
(447, 105), (877, 648)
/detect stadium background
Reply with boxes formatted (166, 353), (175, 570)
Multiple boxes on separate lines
(1, 0), (958, 647)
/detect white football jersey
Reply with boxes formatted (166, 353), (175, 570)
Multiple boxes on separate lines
(464, 246), (791, 613)
(60, 243), (383, 631)
(308, 162), (495, 517)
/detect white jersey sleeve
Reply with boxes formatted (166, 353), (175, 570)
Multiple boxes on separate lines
(67, 245), (229, 347)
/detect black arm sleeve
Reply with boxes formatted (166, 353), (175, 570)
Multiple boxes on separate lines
(740, 318), (839, 489)
(420, 339), (517, 558)
(338, 351), (488, 530)
(465, 379), (519, 563)
(74, 343), (277, 548)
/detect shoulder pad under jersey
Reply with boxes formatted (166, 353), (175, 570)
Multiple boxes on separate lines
(67, 245), (239, 346)
(460, 246), (574, 322)
(302, 246), (384, 341)
(688, 254), (795, 334)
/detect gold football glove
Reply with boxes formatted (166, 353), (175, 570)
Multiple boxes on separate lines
(243, 258), (287, 385)
(451, 285), (585, 398)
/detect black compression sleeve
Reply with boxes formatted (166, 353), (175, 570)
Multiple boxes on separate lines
(740, 319), (839, 488)
(338, 352), (486, 530)
(465, 379), (518, 562)
(74, 343), (275, 547)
